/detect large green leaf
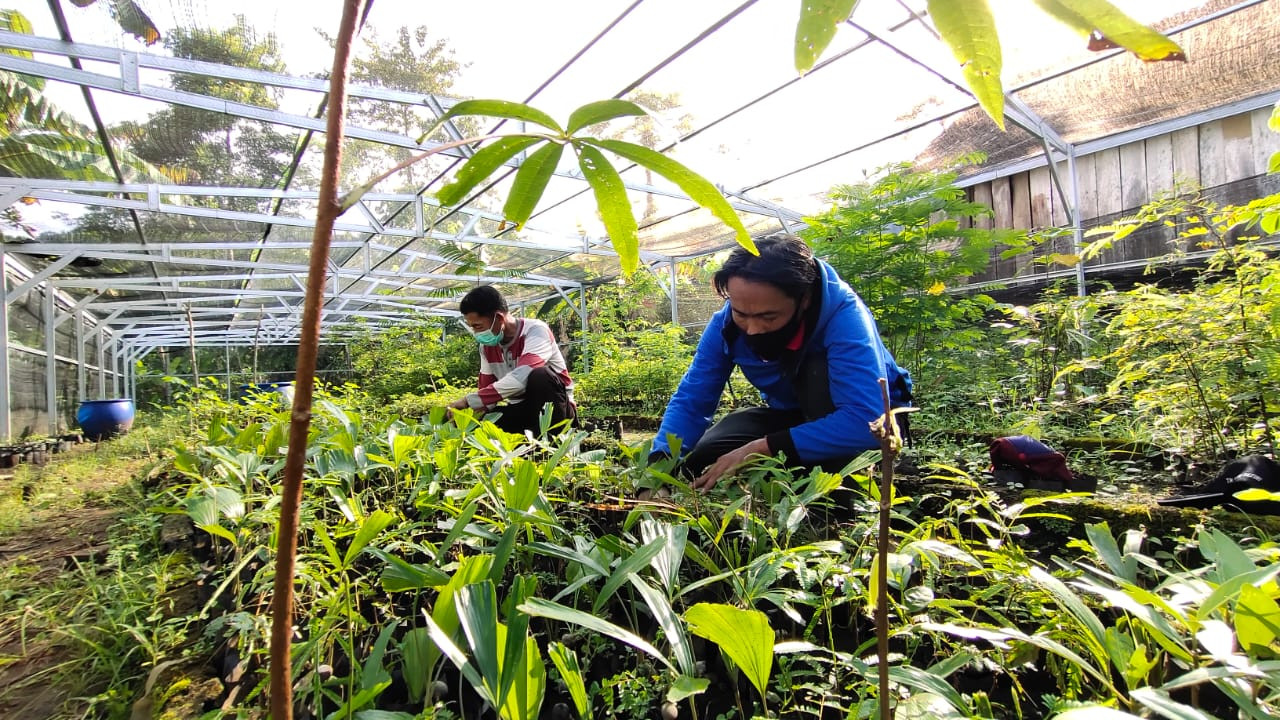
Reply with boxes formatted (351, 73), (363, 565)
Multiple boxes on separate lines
(344, 509), (394, 568)
(186, 486), (243, 544)
(503, 141), (564, 229)
(498, 576), (536, 708)
(574, 142), (641, 275)
(629, 575), (694, 676)
(519, 597), (673, 672)
(496, 625), (545, 720)
(1032, 0), (1186, 61)
(1235, 584), (1280, 654)
(456, 582), (502, 703)
(565, 99), (647, 135)
(425, 555), (495, 680)
(794, 0), (861, 74)
(587, 138), (754, 256)
(423, 98), (563, 142)
(419, 607), (494, 707)
(684, 603), (774, 701)
(592, 535), (668, 614)
(547, 642), (592, 720)
(1085, 522), (1137, 584)
(435, 135), (542, 207)
(399, 628), (432, 703)
(927, 0), (1004, 130)
(367, 547), (451, 591)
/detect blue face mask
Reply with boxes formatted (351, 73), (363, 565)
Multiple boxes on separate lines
(472, 315), (504, 347)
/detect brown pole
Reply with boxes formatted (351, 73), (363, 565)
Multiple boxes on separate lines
(267, 1), (365, 717)
(875, 378), (896, 720)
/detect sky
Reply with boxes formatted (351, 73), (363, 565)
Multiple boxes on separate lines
(5, 0), (1211, 238)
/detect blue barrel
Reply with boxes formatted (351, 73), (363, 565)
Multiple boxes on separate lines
(77, 398), (136, 440)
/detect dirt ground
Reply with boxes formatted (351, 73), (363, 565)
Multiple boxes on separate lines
(0, 442), (151, 719)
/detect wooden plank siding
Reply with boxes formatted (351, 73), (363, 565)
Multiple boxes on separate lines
(1222, 113), (1254, 183)
(1075, 153), (1098, 221)
(990, 176), (1015, 280)
(1199, 119), (1226, 188)
(1171, 126), (1199, 188)
(956, 109), (1277, 291)
(1252, 106), (1280, 175)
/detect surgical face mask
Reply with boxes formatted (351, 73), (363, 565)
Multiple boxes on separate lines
(472, 315), (504, 347)
(744, 308), (802, 361)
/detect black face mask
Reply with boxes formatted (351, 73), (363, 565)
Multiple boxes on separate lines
(744, 309), (803, 361)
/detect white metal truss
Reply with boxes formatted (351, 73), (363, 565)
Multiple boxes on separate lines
(0, 1), (1272, 441)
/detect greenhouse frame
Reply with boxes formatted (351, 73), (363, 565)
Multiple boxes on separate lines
(1, 0), (1278, 440)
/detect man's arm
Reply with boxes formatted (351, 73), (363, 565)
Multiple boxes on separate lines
(467, 324), (559, 409)
(651, 310), (733, 458)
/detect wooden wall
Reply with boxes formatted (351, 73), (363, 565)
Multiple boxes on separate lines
(962, 106), (1280, 287)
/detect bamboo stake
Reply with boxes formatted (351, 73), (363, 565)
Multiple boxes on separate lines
(268, 1), (365, 717)
(872, 378), (900, 720)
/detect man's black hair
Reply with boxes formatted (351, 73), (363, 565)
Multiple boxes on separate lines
(459, 285), (508, 316)
(712, 232), (818, 301)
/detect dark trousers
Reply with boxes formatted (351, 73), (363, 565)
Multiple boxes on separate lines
(678, 407), (855, 478)
(493, 366), (577, 436)
(677, 351), (868, 479)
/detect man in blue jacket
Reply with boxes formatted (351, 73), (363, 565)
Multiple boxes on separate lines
(651, 233), (911, 491)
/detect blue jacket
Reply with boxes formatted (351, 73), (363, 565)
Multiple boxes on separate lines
(652, 259), (911, 464)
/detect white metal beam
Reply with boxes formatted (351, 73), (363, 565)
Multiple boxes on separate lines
(0, 43), (783, 222)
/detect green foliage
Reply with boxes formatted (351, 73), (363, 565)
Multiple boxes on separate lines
(347, 318), (478, 401)
(1066, 187), (1280, 456)
(574, 324), (691, 418)
(408, 98), (753, 275)
(802, 157), (1020, 371)
(795, 0), (1183, 126)
(19, 383), (1280, 718)
(0, 8), (166, 232)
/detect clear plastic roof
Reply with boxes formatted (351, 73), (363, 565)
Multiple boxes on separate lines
(1, 0), (1276, 347)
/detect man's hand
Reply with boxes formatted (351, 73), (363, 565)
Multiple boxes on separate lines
(691, 437), (771, 492)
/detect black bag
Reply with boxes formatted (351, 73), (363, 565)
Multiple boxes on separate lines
(1158, 455), (1280, 514)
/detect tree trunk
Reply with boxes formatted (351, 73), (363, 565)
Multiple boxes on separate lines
(268, 2), (365, 718)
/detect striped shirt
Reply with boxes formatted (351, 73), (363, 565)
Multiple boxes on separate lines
(465, 318), (575, 410)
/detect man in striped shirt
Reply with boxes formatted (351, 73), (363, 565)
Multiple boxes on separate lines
(447, 286), (577, 435)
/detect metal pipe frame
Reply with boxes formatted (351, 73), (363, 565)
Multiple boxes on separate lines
(0, 35), (796, 222)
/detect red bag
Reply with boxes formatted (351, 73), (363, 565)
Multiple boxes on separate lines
(989, 435), (1075, 485)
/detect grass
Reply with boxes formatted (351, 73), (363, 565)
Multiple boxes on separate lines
(0, 414), (202, 719)
(0, 416), (171, 537)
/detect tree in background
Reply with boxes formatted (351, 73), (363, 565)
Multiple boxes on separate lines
(802, 156), (1024, 377)
(346, 317), (477, 400)
(112, 17), (293, 192)
(337, 24), (466, 192)
(0, 9), (165, 235)
(603, 90), (693, 221)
